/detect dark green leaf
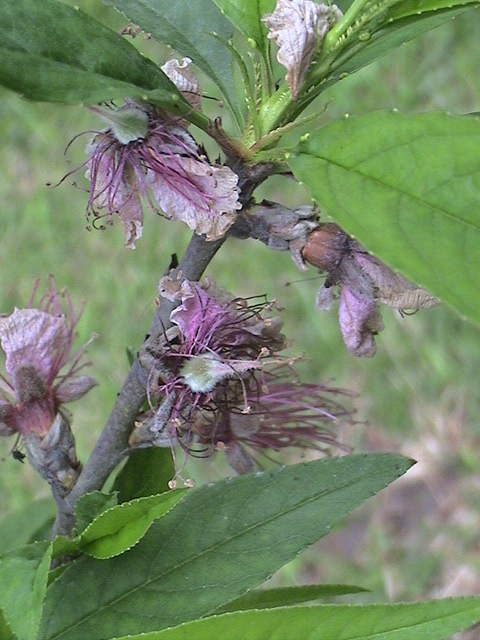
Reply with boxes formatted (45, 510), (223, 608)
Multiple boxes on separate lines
(0, 498), (55, 555)
(212, 0), (275, 55)
(108, 597), (480, 639)
(104, 0), (243, 125)
(0, 0), (187, 109)
(112, 448), (175, 502)
(0, 542), (52, 640)
(287, 111), (480, 325)
(216, 584), (368, 613)
(38, 454), (413, 640)
(75, 491), (118, 534)
(0, 609), (14, 640)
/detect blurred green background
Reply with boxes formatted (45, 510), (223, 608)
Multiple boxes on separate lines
(1, 0), (480, 618)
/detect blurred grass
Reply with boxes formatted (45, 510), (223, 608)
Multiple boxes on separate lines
(1, 0), (480, 612)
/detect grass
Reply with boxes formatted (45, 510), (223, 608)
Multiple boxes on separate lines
(1, 0), (480, 616)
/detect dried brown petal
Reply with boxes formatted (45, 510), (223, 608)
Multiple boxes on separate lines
(264, 0), (342, 98)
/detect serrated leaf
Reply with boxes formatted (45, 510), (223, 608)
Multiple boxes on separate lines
(38, 454), (413, 640)
(77, 490), (188, 559)
(0, 498), (56, 555)
(323, 0), (480, 87)
(216, 584), (367, 613)
(104, 0), (243, 126)
(112, 448), (176, 502)
(212, 0), (275, 55)
(0, 0), (188, 110)
(0, 542), (52, 640)
(287, 111), (480, 325)
(75, 491), (118, 534)
(107, 597), (480, 639)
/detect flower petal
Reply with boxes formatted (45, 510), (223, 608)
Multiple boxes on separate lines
(0, 309), (69, 383)
(264, 0), (342, 98)
(161, 58), (202, 111)
(338, 286), (384, 357)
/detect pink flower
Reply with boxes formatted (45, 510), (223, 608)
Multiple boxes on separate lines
(131, 277), (352, 475)
(0, 278), (97, 438)
(65, 101), (241, 249)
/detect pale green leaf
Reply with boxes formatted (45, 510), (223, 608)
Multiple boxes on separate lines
(287, 111), (480, 325)
(109, 598), (480, 640)
(0, 0), (187, 110)
(0, 542), (52, 640)
(77, 490), (188, 559)
(38, 454), (412, 640)
(104, 0), (243, 125)
(75, 491), (118, 534)
(216, 584), (367, 613)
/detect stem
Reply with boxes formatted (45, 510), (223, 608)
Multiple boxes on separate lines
(52, 162), (275, 538)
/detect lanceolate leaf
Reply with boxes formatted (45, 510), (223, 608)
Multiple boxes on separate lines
(108, 598), (480, 640)
(0, 542), (52, 640)
(212, 0), (276, 55)
(0, 0), (187, 110)
(215, 584), (367, 613)
(104, 0), (243, 126)
(322, 2), (478, 91)
(287, 111), (480, 325)
(38, 454), (412, 640)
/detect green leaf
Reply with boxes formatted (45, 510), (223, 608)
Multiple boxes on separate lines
(0, 0), (188, 109)
(212, 0), (275, 54)
(104, 0), (243, 125)
(75, 491), (118, 534)
(77, 490), (187, 559)
(112, 448), (175, 502)
(0, 498), (56, 554)
(0, 542), (52, 640)
(38, 454), (413, 640)
(286, 111), (480, 325)
(322, 0), (480, 90)
(106, 598), (480, 639)
(0, 609), (14, 640)
(216, 584), (368, 613)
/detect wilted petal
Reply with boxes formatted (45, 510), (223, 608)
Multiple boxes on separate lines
(161, 58), (202, 112)
(316, 284), (336, 310)
(149, 159), (240, 240)
(339, 286), (384, 357)
(0, 309), (69, 383)
(56, 375), (98, 403)
(0, 402), (15, 436)
(264, 0), (342, 98)
(354, 253), (438, 310)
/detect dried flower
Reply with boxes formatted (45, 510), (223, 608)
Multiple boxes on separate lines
(263, 0), (342, 99)
(78, 102), (240, 248)
(302, 223), (438, 357)
(132, 277), (352, 476)
(0, 279), (97, 437)
(0, 279), (97, 491)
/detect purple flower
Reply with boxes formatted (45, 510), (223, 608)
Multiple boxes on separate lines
(131, 277), (352, 476)
(0, 278), (97, 438)
(67, 101), (240, 249)
(302, 224), (438, 357)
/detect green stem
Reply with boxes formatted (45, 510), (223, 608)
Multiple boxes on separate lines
(324, 0), (371, 50)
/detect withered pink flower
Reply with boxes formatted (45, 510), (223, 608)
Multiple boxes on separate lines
(263, 0), (342, 99)
(81, 103), (240, 248)
(131, 277), (352, 475)
(0, 279), (97, 439)
(302, 224), (438, 357)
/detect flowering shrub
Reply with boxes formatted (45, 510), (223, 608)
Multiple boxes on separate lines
(1, 1), (480, 639)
